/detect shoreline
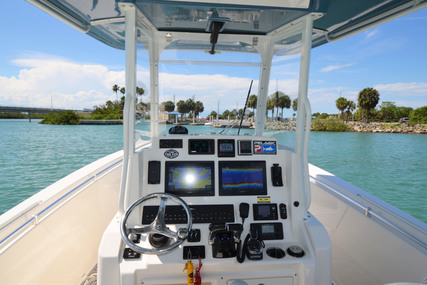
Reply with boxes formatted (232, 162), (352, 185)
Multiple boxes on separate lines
(264, 121), (427, 134)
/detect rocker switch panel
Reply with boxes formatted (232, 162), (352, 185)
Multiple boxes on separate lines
(188, 229), (201, 242)
(123, 248), (141, 259)
(271, 164), (283, 186)
(279, 203), (287, 219)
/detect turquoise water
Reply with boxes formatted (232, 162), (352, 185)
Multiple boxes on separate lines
(1, 119), (426, 223)
(307, 132), (427, 223)
(0, 119), (123, 214)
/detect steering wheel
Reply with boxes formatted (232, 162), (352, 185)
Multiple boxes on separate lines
(120, 193), (193, 254)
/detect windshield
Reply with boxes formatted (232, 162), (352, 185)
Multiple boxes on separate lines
(134, 37), (301, 150)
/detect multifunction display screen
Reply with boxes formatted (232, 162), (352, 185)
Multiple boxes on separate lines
(219, 161), (267, 196)
(218, 139), (235, 157)
(189, 139), (214, 154)
(165, 161), (214, 196)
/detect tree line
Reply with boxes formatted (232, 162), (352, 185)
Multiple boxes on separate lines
(160, 99), (204, 119)
(335, 87), (427, 124)
(91, 84), (146, 120)
(90, 85), (427, 124)
(157, 87), (426, 124)
(162, 92), (298, 121)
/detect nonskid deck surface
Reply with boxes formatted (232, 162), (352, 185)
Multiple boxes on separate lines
(81, 264), (97, 285)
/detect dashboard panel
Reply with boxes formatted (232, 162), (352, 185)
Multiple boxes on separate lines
(131, 135), (307, 266)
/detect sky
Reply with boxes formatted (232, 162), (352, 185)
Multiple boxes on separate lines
(0, 2), (426, 115)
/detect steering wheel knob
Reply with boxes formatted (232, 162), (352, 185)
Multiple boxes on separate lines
(177, 228), (189, 240)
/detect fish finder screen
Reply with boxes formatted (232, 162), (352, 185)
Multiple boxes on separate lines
(165, 161), (214, 196)
(219, 161), (267, 196)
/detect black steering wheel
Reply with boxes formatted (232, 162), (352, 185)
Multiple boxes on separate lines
(120, 193), (192, 254)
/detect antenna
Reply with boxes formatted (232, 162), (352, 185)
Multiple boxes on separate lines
(217, 100), (220, 125)
(237, 80), (253, 135)
(193, 94), (196, 124)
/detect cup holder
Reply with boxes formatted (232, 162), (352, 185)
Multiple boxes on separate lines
(266, 247), (286, 259)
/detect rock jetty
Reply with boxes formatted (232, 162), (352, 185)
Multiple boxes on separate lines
(264, 120), (427, 134)
(346, 122), (427, 134)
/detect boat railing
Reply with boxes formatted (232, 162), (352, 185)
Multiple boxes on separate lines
(309, 175), (427, 250)
(0, 153), (123, 253)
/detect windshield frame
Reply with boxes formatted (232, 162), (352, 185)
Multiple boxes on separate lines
(119, 3), (315, 213)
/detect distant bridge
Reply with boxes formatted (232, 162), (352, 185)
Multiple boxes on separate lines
(0, 105), (81, 122)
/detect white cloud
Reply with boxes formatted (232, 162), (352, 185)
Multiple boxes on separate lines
(160, 73), (250, 93)
(374, 82), (427, 108)
(7, 54), (423, 116)
(0, 54), (261, 113)
(320, 63), (355, 73)
(374, 82), (427, 95)
(0, 55), (126, 109)
(365, 28), (379, 39)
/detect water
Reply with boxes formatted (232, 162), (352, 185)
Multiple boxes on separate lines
(307, 132), (427, 223)
(0, 119), (123, 214)
(1, 119), (426, 223)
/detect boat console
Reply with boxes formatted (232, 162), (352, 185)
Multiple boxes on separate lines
(98, 130), (331, 285)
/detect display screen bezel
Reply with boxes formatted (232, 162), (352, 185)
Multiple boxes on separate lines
(165, 161), (215, 196)
(219, 160), (267, 196)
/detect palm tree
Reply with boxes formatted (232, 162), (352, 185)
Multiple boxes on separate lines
(106, 100), (113, 109)
(176, 100), (187, 119)
(112, 84), (119, 101)
(277, 95), (291, 120)
(248, 94), (257, 114)
(160, 101), (175, 112)
(120, 96), (125, 111)
(185, 98), (196, 119)
(336, 97), (348, 120)
(209, 111), (217, 119)
(223, 110), (230, 120)
(136, 86), (145, 104)
(292, 98), (298, 112)
(358, 87), (380, 122)
(346, 100), (356, 121)
(271, 91), (281, 120)
(140, 102), (150, 113)
(266, 98), (274, 119)
(292, 98), (298, 119)
(269, 91), (290, 120)
(194, 101), (204, 118)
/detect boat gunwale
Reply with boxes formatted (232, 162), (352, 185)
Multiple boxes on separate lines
(309, 165), (427, 251)
(0, 150), (124, 252)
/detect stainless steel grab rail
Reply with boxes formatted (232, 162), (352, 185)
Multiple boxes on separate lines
(310, 175), (427, 249)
